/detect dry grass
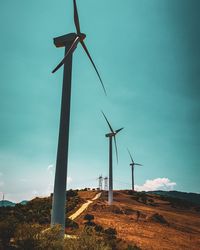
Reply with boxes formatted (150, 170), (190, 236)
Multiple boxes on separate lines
(76, 191), (200, 250)
(78, 190), (98, 200)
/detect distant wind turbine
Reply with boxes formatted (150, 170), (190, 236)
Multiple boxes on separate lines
(97, 175), (103, 190)
(1, 193), (5, 207)
(51, 0), (106, 230)
(127, 149), (142, 191)
(102, 112), (123, 205)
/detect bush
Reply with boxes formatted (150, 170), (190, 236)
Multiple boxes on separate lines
(40, 225), (64, 250)
(104, 227), (117, 239)
(149, 213), (168, 225)
(67, 189), (78, 198)
(0, 220), (16, 248)
(94, 224), (104, 233)
(64, 227), (111, 250)
(84, 214), (94, 223)
(126, 244), (141, 250)
(14, 223), (43, 249)
(65, 218), (79, 229)
(127, 190), (135, 196)
(132, 192), (148, 204)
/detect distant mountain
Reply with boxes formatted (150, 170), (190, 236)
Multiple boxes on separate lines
(0, 200), (15, 207)
(147, 190), (200, 206)
(19, 200), (28, 205)
(0, 200), (28, 207)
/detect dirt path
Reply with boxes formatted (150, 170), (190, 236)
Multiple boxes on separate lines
(69, 192), (101, 220)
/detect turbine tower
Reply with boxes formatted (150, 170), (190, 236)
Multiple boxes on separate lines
(1, 193), (4, 207)
(127, 149), (142, 191)
(102, 112), (123, 205)
(104, 177), (108, 191)
(51, 0), (106, 230)
(98, 175), (103, 190)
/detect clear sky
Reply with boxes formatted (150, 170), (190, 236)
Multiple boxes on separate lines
(0, 0), (199, 202)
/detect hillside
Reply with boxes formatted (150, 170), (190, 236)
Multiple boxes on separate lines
(0, 200), (28, 207)
(76, 190), (200, 250)
(0, 200), (16, 207)
(148, 190), (200, 205)
(1, 190), (200, 249)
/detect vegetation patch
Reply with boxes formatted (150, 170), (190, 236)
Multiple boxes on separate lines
(148, 213), (168, 225)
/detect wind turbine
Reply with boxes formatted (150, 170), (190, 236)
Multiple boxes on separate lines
(51, 0), (106, 230)
(102, 112), (123, 205)
(97, 175), (103, 190)
(127, 149), (142, 191)
(1, 193), (4, 207)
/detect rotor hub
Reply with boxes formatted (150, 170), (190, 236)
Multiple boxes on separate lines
(78, 33), (86, 41)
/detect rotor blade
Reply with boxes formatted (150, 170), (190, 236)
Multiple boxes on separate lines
(115, 127), (124, 134)
(114, 136), (118, 163)
(135, 163), (142, 166)
(73, 0), (81, 34)
(80, 40), (107, 95)
(101, 111), (114, 133)
(127, 148), (134, 164)
(52, 36), (80, 73)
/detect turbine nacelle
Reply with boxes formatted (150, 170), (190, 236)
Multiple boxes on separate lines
(78, 33), (86, 41)
(105, 128), (123, 137)
(130, 162), (142, 167)
(106, 132), (115, 137)
(54, 33), (86, 48)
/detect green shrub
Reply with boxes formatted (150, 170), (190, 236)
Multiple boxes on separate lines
(64, 227), (111, 250)
(65, 218), (79, 229)
(94, 224), (104, 233)
(0, 219), (16, 248)
(84, 214), (94, 223)
(66, 189), (78, 199)
(104, 227), (117, 238)
(126, 244), (141, 250)
(14, 223), (43, 250)
(40, 225), (64, 250)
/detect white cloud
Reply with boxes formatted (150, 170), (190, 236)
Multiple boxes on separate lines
(135, 178), (176, 191)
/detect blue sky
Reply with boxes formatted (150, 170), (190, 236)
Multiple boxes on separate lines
(0, 0), (199, 202)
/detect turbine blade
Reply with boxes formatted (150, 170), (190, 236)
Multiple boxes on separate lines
(115, 127), (124, 134)
(135, 163), (142, 166)
(52, 36), (80, 73)
(101, 111), (114, 133)
(127, 148), (134, 164)
(73, 0), (81, 34)
(80, 40), (107, 95)
(114, 136), (119, 163)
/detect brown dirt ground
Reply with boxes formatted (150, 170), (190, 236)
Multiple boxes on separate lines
(78, 190), (98, 200)
(75, 191), (200, 250)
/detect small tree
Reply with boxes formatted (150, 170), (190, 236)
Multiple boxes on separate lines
(103, 227), (118, 249)
(94, 224), (104, 233)
(84, 214), (95, 226)
(0, 220), (16, 248)
(65, 217), (79, 230)
(40, 225), (64, 250)
(14, 223), (43, 249)
(126, 245), (141, 250)
(64, 227), (111, 250)
(104, 227), (117, 240)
